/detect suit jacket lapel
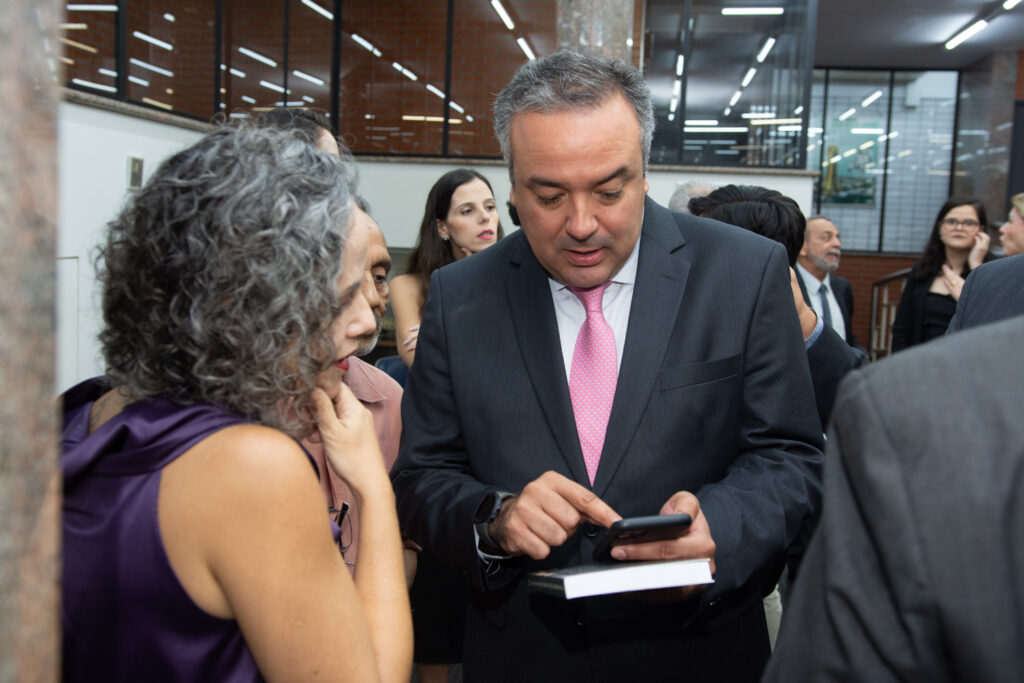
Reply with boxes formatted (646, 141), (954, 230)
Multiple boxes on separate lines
(594, 197), (690, 496)
(504, 234), (590, 484)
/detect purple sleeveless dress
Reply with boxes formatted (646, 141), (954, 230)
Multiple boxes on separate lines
(61, 378), (273, 682)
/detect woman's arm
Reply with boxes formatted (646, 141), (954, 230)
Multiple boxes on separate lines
(160, 402), (411, 682)
(389, 274), (424, 367)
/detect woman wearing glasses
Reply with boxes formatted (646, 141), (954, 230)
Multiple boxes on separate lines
(891, 197), (992, 352)
(61, 124), (412, 682)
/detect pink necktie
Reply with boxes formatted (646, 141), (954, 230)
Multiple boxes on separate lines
(569, 283), (618, 485)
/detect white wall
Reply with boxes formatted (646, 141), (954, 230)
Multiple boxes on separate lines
(56, 101), (814, 391)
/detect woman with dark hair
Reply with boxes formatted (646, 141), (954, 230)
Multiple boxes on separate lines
(891, 196), (991, 352)
(389, 168), (503, 366)
(61, 123), (412, 682)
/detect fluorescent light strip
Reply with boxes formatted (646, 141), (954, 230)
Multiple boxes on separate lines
(756, 37), (776, 63)
(778, 125), (802, 132)
(128, 75), (149, 87)
(517, 37), (536, 61)
(72, 78), (116, 92)
(669, 97), (678, 113)
(750, 118), (802, 125)
(861, 90), (883, 107)
(723, 107), (732, 116)
(142, 96), (173, 111)
(241, 95), (256, 104)
(239, 46), (277, 67)
(709, 139), (737, 145)
(292, 70), (324, 86)
(945, 20), (988, 50)
(60, 37), (98, 54)
(668, 113), (676, 122)
(60, 23), (88, 30)
(859, 140), (875, 150)
(301, 0), (334, 20)
(837, 107), (856, 121)
(164, 13), (175, 22)
(426, 84), (445, 98)
(60, 56), (75, 66)
(741, 112), (775, 119)
(715, 149), (740, 155)
(133, 31), (173, 51)
(722, 7), (784, 16)
(66, 4), (118, 10)
(449, 101), (465, 114)
(490, 0), (515, 30)
(391, 62), (417, 81)
(302, 95), (315, 103)
(794, 105), (804, 115)
(274, 101), (307, 107)
(98, 67), (117, 78)
(729, 90), (742, 107)
(1004, 0), (1022, 9)
(466, 115), (474, 122)
(259, 80), (289, 93)
(741, 68), (757, 88)
(351, 34), (382, 57)
(130, 58), (173, 77)
(685, 119), (718, 125)
(851, 127), (884, 134)
(229, 112), (249, 119)
(229, 68), (246, 78)
(676, 55), (685, 76)
(672, 80), (682, 97)
(685, 126), (749, 133)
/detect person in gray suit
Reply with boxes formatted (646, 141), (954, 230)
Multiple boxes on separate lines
(391, 51), (823, 681)
(763, 314), (1024, 681)
(947, 253), (1024, 333)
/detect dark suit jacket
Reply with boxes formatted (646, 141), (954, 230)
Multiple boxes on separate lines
(796, 271), (860, 349)
(764, 314), (1024, 682)
(392, 197), (823, 682)
(947, 254), (1024, 333)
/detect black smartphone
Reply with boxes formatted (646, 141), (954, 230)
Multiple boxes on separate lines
(591, 513), (693, 562)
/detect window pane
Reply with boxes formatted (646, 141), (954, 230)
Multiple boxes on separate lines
(286, 0), (334, 114)
(881, 71), (958, 253)
(816, 70), (891, 251)
(222, 0), (287, 115)
(649, 0), (813, 167)
(337, 2), (448, 155)
(62, 5), (118, 96)
(125, 1), (216, 118)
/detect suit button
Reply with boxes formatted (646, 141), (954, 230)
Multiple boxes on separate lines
(582, 523), (600, 538)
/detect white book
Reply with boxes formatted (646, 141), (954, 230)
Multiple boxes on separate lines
(527, 558), (713, 600)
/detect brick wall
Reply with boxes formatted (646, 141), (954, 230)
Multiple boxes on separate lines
(836, 251), (918, 347)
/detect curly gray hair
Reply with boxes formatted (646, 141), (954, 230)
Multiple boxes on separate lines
(493, 50), (655, 182)
(98, 123), (357, 435)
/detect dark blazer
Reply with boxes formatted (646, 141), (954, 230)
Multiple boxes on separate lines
(392, 197), (824, 682)
(764, 314), (1024, 682)
(806, 323), (866, 430)
(947, 254), (1024, 333)
(796, 271), (860, 349)
(890, 263), (934, 352)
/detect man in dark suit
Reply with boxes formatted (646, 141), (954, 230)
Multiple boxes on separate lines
(763, 313), (1024, 681)
(947, 253), (1024, 332)
(391, 51), (823, 682)
(796, 216), (862, 350)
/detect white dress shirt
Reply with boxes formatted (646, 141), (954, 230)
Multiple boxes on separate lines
(796, 262), (846, 341)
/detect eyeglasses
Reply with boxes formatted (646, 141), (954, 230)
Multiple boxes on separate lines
(329, 502), (354, 567)
(942, 217), (980, 229)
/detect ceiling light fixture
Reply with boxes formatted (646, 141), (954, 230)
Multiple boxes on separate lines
(861, 90), (883, 107)
(741, 112), (775, 119)
(838, 107), (856, 121)
(142, 97), (172, 111)
(851, 127), (885, 134)
(292, 69), (324, 86)
(672, 80), (682, 97)
(66, 4), (118, 11)
(302, 95), (315, 103)
(241, 95), (256, 104)
(133, 31), (173, 51)
(426, 84), (445, 98)
(60, 23), (88, 30)
(670, 97), (678, 113)
(490, 0), (515, 30)
(517, 37), (536, 61)
(259, 80), (290, 94)
(685, 126), (749, 133)
(229, 68), (246, 78)
(741, 67), (757, 88)
(756, 37), (776, 63)
(163, 13), (175, 22)
(450, 102), (465, 114)
(729, 90), (743, 107)
(301, 0), (334, 20)
(722, 7), (784, 16)
(676, 55), (685, 77)
(350, 34), (382, 57)
(239, 47), (277, 67)
(945, 20), (988, 50)
(392, 62), (418, 81)
(1003, 0), (1021, 9)
(129, 58), (173, 77)
(685, 119), (718, 126)
(750, 118), (802, 125)
(793, 105), (804, 115)
(72, 78), (116, 92)
(60, 37), (98, 54)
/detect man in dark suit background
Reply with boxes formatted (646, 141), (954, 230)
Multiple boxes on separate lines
(391, 51), (823, 682)
(947, 253), (1024, 332)
(763, 314), (1024, 681)
(796, 216), (862, 351)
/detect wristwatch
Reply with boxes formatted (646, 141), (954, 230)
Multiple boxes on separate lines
(473, 490), (515, 555)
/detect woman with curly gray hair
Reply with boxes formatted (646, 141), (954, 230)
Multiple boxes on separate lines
(60, 123), (412, 682)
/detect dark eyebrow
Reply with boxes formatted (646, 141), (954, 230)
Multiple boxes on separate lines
(371, 256), (392, 271)
(525, 165), (633, 191)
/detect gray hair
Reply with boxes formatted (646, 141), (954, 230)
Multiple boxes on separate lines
(98, 123), (357, 435)
(668, 180), (717, 213)
(493, 50), (655, 181)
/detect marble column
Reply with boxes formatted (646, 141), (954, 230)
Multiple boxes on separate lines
(556, 0), (635, 62)
(0, 0), (61, 681)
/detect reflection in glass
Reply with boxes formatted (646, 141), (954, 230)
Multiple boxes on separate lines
(222, 0), (286, 116)
(62, 5), (118, 97)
